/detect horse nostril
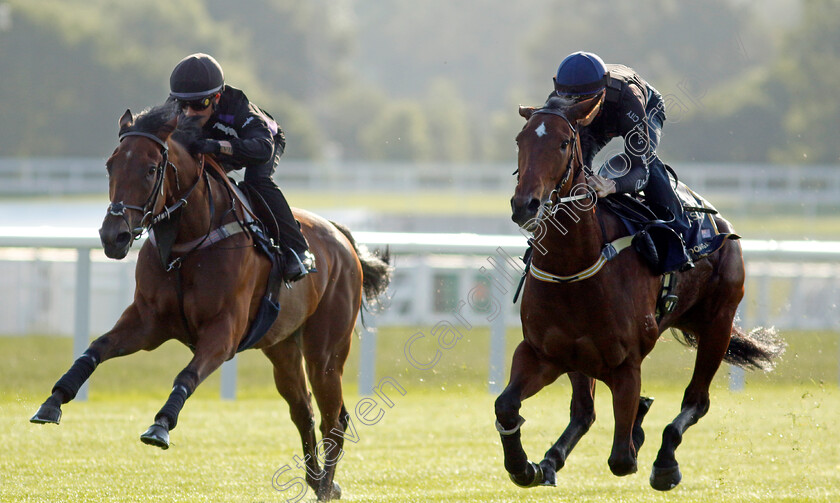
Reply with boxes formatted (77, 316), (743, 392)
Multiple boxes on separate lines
(114, 231), (131, 249)
(527, 198), (541, 214)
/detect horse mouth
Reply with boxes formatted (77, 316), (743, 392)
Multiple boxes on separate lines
(519, 219), (539, 232)
(511, 196), (543, 230)
(99, 226), (134, 260)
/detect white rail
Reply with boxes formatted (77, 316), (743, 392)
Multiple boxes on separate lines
(2, 227), (839, 397)
(3, 159), (840, 211)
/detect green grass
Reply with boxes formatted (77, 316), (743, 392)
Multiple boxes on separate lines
(2, 329), (839, 502)
(4, 386), (839, 502)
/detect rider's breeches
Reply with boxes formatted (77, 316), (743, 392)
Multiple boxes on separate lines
(244, 147), (308, 253)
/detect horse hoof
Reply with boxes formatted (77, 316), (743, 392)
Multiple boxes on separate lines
(30, 403), (62, 424)
(638, 396), (654, 416)
(608, 457), (638, 477)
(538, 460), (557, 486)
(509, 461), (545, 488)
(316, 481), (341, 501)
(140, 424), (170, 450)
(650, 463), (682, 491)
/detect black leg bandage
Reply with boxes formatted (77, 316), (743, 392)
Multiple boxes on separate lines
(154, 369), (198, 430)
(51, 349), (101, 403)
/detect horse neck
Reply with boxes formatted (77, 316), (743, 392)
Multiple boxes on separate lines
(164, 156), (231, 243)
(531, 191), (603, 275)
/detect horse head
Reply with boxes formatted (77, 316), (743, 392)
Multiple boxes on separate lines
(510, 97), (600, 230)
(99, 104), (186, 259)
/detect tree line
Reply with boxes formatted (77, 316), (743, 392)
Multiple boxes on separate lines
(0, 0), (836, 164)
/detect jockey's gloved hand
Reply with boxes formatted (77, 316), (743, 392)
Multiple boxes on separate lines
(189, 139), (221, 155)
(587, 175), (617, 198)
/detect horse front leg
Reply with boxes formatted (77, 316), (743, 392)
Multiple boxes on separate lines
(31, 303), (164, 425)
(603, 361), (643, 477)
(494, 341), (562, 488)
(140, 319), (236, 449)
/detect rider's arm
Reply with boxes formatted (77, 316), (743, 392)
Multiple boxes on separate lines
(611, 85), (652, 195)
(227, 103), (279, 165)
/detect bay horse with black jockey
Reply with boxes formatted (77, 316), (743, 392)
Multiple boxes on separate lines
(30, 102), (391, 501)
(495, 97), (784, 490)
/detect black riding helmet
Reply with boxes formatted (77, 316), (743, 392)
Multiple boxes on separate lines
(169, 53), (225, 101)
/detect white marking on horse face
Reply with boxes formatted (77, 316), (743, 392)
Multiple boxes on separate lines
(125, 150), (133, 160)
(535, 122), (547, 138)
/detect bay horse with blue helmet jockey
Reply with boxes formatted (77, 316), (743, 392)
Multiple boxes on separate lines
(494, 97), (785, 491)
(30, 102), (391, 502)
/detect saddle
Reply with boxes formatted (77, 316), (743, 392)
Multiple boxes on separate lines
(599, 177), (739, 319)
(600, 177), (739, 275)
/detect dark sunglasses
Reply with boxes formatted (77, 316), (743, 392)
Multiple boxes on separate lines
(178, 96), (214, 111)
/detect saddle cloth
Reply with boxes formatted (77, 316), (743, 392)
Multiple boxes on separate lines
(601, 181), (739, 271)
(675, 182), (739, 260)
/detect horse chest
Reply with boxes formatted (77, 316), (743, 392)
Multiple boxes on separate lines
(522, 301), (642, 374)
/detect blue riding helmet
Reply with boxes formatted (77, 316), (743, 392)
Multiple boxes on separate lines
(553, 51), (610, 97)
(169, 53), (225, 101)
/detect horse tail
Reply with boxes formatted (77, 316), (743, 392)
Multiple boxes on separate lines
(330, 221), (392, 308)
(723, 325), (786, 371)
(671, 325), (786, 372)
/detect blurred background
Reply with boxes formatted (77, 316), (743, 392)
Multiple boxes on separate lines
(1, 0), (839, 395)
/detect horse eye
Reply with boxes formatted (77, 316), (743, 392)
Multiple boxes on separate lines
(560, 140), (570, 150)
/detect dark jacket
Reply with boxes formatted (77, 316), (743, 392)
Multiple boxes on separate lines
(551, 64), (664, 194)
(202, 85), (286, 170)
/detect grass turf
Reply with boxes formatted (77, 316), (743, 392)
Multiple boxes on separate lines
(2, 328), (839, 502)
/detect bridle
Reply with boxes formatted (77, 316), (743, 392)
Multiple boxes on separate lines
(525, 108), (593, 220)
(514, 108), (635, 286)
(107, 131), (203, 239)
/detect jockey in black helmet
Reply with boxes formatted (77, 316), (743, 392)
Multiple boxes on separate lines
(550, 51), (693, 271)
(168, 53), (313, 282)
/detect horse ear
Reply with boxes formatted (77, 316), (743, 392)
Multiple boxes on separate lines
(519, 106), (535, 120)
(565, 95), (602, 124)
(118, 109), (133, 132)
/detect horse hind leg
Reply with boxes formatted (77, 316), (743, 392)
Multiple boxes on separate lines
(262, 335), (322, 493)
(494, 341), (563, 488)
(538, 372), (596, 485)
(302, 308), (355, 501)
(651, 315), (733, 491)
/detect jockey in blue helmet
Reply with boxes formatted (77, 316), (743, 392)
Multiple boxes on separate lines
(551, 51), (693, 271)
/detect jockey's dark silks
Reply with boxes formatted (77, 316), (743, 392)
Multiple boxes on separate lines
(168, 53), (312, 281)
(194, 85), (309, 259)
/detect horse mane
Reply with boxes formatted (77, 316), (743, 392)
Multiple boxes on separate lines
(543, 95), (577, 111)
(124, 101), (204, 149)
